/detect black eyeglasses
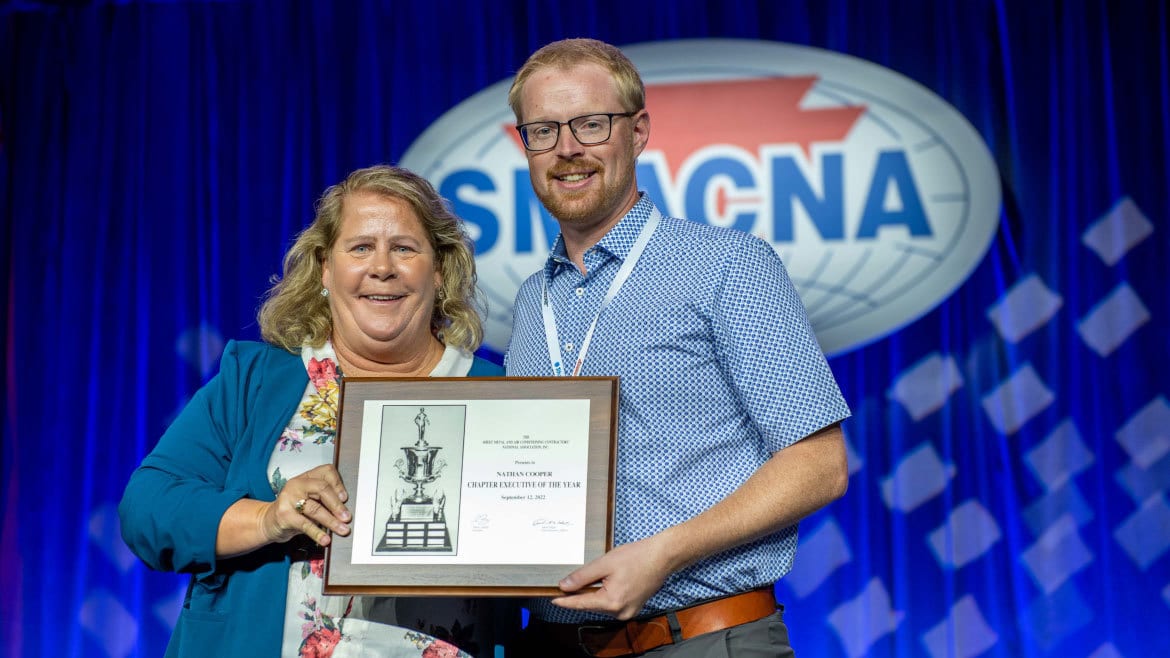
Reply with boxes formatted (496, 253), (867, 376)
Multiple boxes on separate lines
(515, 112), (637, 152)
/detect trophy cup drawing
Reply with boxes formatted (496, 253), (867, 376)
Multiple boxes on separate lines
(376, 407), (452, 551)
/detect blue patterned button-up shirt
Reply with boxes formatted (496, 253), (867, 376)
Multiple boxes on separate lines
(505, 195), (851, 622)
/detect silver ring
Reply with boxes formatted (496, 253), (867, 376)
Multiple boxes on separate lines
(294, 498), (307, 513)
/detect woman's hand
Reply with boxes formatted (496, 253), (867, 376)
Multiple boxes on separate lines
(216, 464), (351, 558)
(263, 464), (352, 546)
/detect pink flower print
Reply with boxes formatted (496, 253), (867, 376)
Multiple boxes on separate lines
(309, 557), (325, 578)
(279, 428), (304, 452)
(308, 357), (339, 389)
(422, 640), (462, 658)
(299, 627), (341, 658)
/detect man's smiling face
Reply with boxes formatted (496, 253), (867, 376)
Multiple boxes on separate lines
(518, 62), (648, 240)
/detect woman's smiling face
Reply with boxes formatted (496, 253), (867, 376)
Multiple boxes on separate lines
(321, 191), (442, 359)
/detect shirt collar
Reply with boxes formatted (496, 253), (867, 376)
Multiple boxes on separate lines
(543, 193), (657, 280)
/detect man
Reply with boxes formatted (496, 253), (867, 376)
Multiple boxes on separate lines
(504, 38), (851, 657)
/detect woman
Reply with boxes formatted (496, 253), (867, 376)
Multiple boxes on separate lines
(119, 165), (511, 658)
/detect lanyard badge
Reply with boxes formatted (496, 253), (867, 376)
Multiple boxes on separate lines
(541, 208), (662, 377)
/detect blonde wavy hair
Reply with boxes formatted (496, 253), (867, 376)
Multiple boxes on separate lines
(258, 165), (484, 353)
(508, 38), (646, 122)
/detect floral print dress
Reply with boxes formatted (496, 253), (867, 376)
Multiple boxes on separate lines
(270, 342), (491, 658)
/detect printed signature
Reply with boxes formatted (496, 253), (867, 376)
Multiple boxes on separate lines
(532, 518), (573, 532)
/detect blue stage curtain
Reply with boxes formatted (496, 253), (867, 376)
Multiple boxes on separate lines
(2, 1), (1166, 657)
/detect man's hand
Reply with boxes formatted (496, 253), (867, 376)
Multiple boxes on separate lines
(551, 536), (674, 620)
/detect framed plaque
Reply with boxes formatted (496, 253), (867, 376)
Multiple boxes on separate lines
(324, 376), (618, 596)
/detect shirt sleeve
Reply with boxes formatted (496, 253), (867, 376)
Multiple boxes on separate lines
(711, 235), (851, 451)
(118, 340), (256, 578)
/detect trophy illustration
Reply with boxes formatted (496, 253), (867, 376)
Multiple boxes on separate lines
(376, 408), (452, 551)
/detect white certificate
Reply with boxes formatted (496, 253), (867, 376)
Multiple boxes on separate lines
(325, 377), (617, 595)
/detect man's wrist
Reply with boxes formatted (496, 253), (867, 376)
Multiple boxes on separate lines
(653, 524), (699, 574)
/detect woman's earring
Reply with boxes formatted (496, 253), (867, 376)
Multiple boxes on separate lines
(321, 288), (330, 297)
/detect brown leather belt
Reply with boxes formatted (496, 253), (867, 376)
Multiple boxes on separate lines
(528, 588), (778, 657)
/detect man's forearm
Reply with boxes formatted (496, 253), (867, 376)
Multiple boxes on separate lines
(654, 423), (849, 574)
(551, 423), (849, 618)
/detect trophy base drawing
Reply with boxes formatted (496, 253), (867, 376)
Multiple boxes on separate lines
(377, 500), (451, 552)
(376, 519), (451, 552)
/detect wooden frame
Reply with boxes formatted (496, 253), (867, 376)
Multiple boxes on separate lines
(324, 376), (618, 595)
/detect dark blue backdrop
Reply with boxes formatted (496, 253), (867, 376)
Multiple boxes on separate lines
(2, 1), (1168, 657)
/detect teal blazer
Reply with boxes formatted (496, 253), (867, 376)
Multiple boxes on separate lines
(119, 340), (502, 658)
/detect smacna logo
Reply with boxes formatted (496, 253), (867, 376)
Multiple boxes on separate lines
(401, 39), (1001, 357)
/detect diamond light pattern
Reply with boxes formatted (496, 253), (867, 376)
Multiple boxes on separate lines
(87, 504), (138, 574)
(1114, 451), (1170, 504)
(1081, 196), (1154, 266)
(174, 322), (226, 379)
(1114, 396), (1170, 469)
(1087, 643), (1124, 658)
(986, 274), (1063, 343)
(927, 499), (1002, 569)
(888, 352), (964, 421)
(826, 578), (905, 658)
(1024, 419), (1095, 491)
(1112, 494), (1170, 570)
(980, 364), (1055, 435)
(1020, 581), (1093, 651)
(1076, 283), (1151, 357)
(921, 594), (999, 658)
(1019, 515), (1094, 594)
(154, 582), (186, 630)
(785, 516), (853, 598)
(79, 590), (139, 658)
(1022, 482), (1095, 535)
(880, 442), (956, 513)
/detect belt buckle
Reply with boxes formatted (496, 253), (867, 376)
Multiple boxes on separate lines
(576, 623), (618, 657)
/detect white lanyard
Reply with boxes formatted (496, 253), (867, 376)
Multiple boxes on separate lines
(542, 208), (662, 377)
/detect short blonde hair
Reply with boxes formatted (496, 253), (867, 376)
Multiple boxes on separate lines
(508, 38), (645, 122)
(258, 165), (484, 353)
